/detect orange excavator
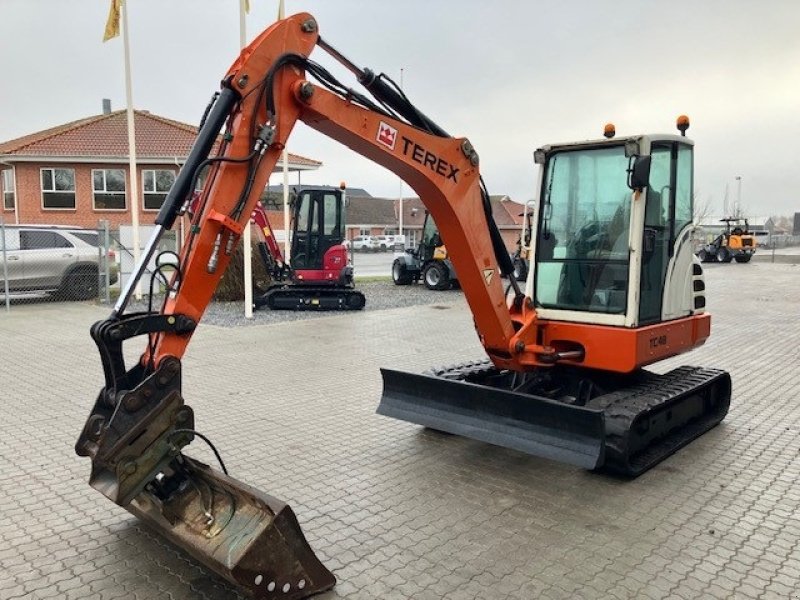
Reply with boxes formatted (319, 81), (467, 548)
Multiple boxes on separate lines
(75, 13), (731, 599)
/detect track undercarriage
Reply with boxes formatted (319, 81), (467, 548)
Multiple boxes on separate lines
(379, 360), (731, 476)
(256, 284), (366, 311)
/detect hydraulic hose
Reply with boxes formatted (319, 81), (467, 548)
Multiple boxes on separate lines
(156, 87), (240, 229)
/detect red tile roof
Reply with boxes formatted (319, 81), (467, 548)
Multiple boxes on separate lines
(491, 195), (526, 227)
(396, 195), (524, 229)
(0, 109), (321, 168)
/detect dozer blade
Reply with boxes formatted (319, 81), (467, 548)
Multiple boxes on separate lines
(129, 456), (335, 600)
(378, 368), (606, 469)
(379, 363), (731, 477)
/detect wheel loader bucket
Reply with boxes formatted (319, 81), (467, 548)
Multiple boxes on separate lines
(128, 456), (335, 600)
(378, 368), (606, 469)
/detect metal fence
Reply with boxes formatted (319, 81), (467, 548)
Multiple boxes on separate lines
(0, 219), (176, 311)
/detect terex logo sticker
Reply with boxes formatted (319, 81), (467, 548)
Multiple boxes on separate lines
(400, 136), (460, 183)
(377, 121), (398, 150)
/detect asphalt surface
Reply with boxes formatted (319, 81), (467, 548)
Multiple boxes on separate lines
(1, 261), (799, 599)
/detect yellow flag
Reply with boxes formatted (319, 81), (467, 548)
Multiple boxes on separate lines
(103, 0), (122, 42)
(277, 0), (284, 19)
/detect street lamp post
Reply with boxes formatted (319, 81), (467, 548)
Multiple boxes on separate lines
(735, 176), (742, 217)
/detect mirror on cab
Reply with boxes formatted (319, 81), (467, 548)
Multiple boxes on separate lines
(627, 155), (652, 191)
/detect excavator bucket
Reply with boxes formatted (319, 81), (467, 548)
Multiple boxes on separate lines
(76, 348), (334, 600)
(128, 457), (335, 600)
(378, 368), (606, 469)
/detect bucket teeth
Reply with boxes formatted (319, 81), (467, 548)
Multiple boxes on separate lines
(128, 456), (335, 599)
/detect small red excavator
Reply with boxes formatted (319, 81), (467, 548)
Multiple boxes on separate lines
(76, 14), (731, 599)
(251, 185), (365, 310)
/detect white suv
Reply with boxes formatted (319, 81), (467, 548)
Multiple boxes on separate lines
(348, 235), (379, 252)
(374, 235), (396, 251)
(1, 225), (117, 299)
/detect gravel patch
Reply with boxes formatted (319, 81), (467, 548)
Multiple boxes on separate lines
(129, 281), (464, 327)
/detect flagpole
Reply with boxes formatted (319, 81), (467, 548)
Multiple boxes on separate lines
(279, 0), (290, 261)
(240, 0), (254, 319)
(398, 67), (404, 249)
(121, 0), (142, 299)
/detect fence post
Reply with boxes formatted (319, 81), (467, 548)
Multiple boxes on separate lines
(104, 220), (111, 304)
(97, 220), (104, 302)
(1, 216), (9, 312)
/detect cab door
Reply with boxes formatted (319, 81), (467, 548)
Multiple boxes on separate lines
(290, 190), (343, 270)
(638, 142), (693, 324)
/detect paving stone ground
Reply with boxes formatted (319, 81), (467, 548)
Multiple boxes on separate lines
(1, 262), (799, 599)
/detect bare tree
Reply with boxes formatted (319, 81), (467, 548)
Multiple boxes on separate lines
(693, 191), (714, 224)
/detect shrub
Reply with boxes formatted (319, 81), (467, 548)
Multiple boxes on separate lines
(214, 239), (274, 301)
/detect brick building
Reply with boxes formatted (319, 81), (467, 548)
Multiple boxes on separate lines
(396, 195), (526, 251)
(0, 107), (321, 228)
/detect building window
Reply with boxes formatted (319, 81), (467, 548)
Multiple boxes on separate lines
(143, 169), (176, 210)
(41, 168), (76, 209)
(2, 169), (14, 210)
(92, 169), (127, 210)
(384, 228), (398, 235)
(359, 227), (370, 236)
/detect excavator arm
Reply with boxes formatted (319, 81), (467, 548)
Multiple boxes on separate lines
(250, 202), (287, 279)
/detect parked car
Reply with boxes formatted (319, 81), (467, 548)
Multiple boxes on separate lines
(1, 225), (118, 299)
(347, 235), (380, 252)
(374, 235), (396, 251)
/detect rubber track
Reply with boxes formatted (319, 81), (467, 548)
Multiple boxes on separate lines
(260, 286), (366, 311)
(587, 365), (730, 475)
(422, 361), (730, 477)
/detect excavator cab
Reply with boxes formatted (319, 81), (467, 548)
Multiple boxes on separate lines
(532, 135), (699, 325)
(289, 187), (347, 271)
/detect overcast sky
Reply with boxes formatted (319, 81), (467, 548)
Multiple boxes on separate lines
(1, 0), (799, 216)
